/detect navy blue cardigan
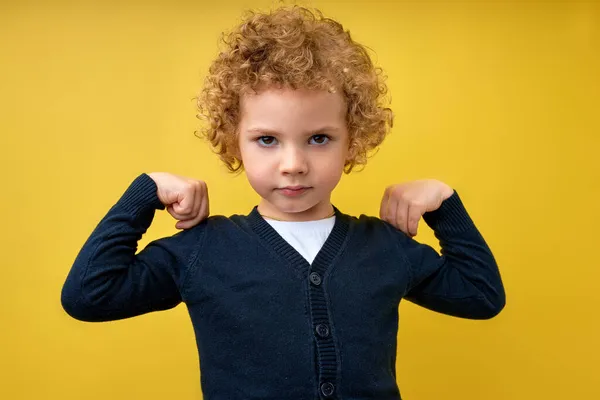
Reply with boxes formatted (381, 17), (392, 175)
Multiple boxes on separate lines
(61, 173), (505, 400)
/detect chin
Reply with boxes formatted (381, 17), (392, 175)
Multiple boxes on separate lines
(271, 197), (320, 214)
(273, 201), (313, 214)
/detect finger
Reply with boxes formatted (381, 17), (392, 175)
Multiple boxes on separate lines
(189, 181), (202, 218)
(379, 187), (390, 221)
(407, 204), (423, 237)
(175, 212), (199, 230)
(176, 218), (197, 230)
(203, 181), (210, 218)
(387, 191), (399, 228)
(173, 185), (196, 216)
(167, 205), (190, 221)
(176, 183), (209, 230)
(194, 182), (209, 222)
(395, 200), (409, 236)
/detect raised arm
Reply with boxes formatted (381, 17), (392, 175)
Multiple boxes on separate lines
(380, 180), (505, 319)
(61, 173), (207, 322)
(397, 191), (505, 319)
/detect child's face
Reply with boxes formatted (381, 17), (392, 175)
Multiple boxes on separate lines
(238, 87), (349, 221)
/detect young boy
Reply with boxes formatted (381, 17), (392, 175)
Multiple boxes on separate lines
(61, 6), (505, 400)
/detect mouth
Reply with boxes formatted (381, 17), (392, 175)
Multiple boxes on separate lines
(277, 186), (311, 197)
(282, 186), (309, 190)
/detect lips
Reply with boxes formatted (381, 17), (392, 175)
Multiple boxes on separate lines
(282, 186), (308, 190)
(278, 186), (311, 197)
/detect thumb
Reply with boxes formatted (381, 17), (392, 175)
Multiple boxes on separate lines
(172, 191), (193, 215)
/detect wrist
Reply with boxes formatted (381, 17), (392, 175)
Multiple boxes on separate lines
(441, 184), (454, 201)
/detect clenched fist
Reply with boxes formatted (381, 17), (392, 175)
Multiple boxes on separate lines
(379, 179), (454, 237)
(147, 172), (209, 230)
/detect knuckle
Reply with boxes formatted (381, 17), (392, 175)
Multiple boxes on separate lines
(410, 199), (425, 209)
(183, 181), (195, 192)
(400, 191), (413, 201)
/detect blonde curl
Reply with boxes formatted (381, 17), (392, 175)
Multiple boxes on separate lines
(195, 5), (394, 173)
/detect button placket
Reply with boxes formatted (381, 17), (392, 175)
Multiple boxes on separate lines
(304, 221), (348, 400)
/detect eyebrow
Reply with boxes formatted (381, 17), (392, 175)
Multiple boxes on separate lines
(245, 126), (342, 136)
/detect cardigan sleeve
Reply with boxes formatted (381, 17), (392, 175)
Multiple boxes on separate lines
(398, 191), (506, 319)
(60, 173), (206, 322)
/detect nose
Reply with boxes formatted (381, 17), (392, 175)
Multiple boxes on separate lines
(279, 145), (308, 175)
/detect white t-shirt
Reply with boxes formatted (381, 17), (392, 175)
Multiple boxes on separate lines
(264, 216), (336, 265)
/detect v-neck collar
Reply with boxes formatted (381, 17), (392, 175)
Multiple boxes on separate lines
(247, 205), (351, 275)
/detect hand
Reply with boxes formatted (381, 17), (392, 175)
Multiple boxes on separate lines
(147, 172), (209, 230)
(379, 179), (454, 237)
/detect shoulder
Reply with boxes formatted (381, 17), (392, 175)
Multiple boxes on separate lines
(148, 214), (246, 264)
(344, 212), (435, 269)
(183, 213), (255, 241)
(346, 212), (411, 243)
(344, 212), (432, 261)
(171, 214), (241, 238)
(350, 212), (397, 233)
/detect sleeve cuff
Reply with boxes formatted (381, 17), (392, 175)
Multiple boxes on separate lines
(422, 190), (476, 235)
(117, 173), (166, 215)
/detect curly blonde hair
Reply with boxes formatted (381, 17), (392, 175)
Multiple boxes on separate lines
(195, 5), (393, 173)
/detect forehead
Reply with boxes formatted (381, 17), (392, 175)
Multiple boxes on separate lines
(239, 87), (346, 132)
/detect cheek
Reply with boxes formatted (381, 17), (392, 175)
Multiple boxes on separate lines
(239, 143), (261, 169)
(314, 151), (346, 182)
(242, 152), (272, 186)
(317, 146), (347, 167)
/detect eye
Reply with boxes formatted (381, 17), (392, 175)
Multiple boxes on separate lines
(257, 136), (278, 147)
(309, 134), (330, 145)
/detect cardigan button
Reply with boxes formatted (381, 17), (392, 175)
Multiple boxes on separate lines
(320, 382), (335, 397)
(309, 272), (322, 286)
(315, 324), (330, 338)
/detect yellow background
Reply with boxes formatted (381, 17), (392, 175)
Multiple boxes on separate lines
(1, 0), (599, 399)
